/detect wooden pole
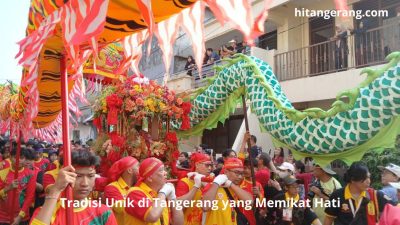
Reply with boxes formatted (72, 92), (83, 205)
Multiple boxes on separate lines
(241, 95), (256, 188)
(61, 55), (74, 225)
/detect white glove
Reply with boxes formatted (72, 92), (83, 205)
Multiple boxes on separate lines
(159, 183), (175, 199)
(222, 180), (232, 188)
(194, 174), (205, 188)
(213, 174), (228, 186)
(187, 172), (198, 179)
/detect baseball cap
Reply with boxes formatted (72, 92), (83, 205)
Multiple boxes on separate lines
(278, 162), (295, 172)
(378, 163), (400, 177)
(283, 175), (300, 185)
(314, 164), (336, 175)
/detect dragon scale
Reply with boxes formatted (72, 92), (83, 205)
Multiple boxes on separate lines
(184, 52), (400, 155)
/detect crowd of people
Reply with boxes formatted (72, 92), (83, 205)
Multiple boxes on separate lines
(0, 132), (399, 225)
(184, 39), (250, 76)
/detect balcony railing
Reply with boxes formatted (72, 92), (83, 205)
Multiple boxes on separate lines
(274, 19), (400, 81)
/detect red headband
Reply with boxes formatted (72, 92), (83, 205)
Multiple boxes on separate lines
(221, 158), (243, 173)
(108, 156), (139, 182)
(190, 153), (211, 171)
(138, 157), (163, 181)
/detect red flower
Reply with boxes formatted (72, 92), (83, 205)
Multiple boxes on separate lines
(165, 132), (178, 145)
(135, 98), (144, 106)
(176, 98), (183, 105)
(167, 94), (174, 102)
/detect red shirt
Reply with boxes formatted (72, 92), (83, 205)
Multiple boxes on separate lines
(0, 167), (36, 222)
(255, 168), (270, 188)
(34, 158), (50, 172)
(296, 172), (314, 200)
(273, 156), (284, 166)
(43, 168), (58, 191)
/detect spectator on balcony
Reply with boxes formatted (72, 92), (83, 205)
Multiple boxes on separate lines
(237, 40), (250, 54)
(352, 19), (370, 66)
(226, 46), (236, 58)
(332, 25), (349, 70)
(219, 45), (230, 59)
(205, 48), (220, 65)
(227, 39), (238, 55)
(184, 55), (196, 76)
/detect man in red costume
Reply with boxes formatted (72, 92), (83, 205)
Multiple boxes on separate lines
(30, 150), (117, 225)
(0, 148), (36, 225)
(176, 153), (213, 225)
(32, 146), (50, 173)
(240, 158), (264, 225)
(104, 156), (139, 225)
(203, 158), (253, 225)
(125, 157), (184, 225)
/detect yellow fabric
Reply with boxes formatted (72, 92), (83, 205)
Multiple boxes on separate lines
(108, 177), (130, 225)
(284, 192), (300, 202)
(124, 182), (169, 225)
(31, 218), (47, 225)
(21, 0), (197, 129)
(31, 46), (74, 129)
(0, 168), (10, 181)
(284, 192), (300, 208)
(344, 184), (366, 208)
(53, 160), (60, 170)
(238, 152), (246, 160)
(18, 211), (26, 218)
(205, 187), (237, 225)
(181, 178), (203, 225)
(0, 189), (6, 199)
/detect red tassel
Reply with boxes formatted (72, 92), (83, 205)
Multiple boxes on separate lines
(180, 102), (191, 130)
(106, 94), (123, 125)
(109, 131), (125, 148)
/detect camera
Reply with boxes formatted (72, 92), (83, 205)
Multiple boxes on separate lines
(308, 179), (326, 199)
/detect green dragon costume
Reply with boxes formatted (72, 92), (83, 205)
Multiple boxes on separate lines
(177, 52), (400, 165)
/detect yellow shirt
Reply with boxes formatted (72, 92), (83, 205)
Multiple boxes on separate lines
(104, 177), (130, 225)
(205, 186), (237, 225)
(124, 182), (170, 225)
(180, 178), (203, 225)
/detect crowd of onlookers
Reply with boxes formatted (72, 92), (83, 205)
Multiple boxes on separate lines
(175, 132), (400, 225)
(1, 132), (400, 225)
(184, 39), (250, 76)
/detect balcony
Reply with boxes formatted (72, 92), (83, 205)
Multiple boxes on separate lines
(275, 19), (400, 81)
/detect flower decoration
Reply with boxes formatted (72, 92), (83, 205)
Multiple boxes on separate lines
(92, 74), (187, 163)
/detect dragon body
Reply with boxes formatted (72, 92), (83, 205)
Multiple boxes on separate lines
(179, 52), (400, 164)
